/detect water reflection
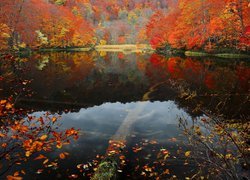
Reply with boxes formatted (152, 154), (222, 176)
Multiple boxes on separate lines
(25, 101), (194, 179)
(1, 51), (249, 178)
(1, 52), (248, 118)
(32, 101), (189, 144)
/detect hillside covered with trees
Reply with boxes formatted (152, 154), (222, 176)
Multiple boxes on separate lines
(0, 0), (249, 52)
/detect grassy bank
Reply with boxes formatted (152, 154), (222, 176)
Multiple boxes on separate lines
(1, 44), (153, 55)
(95, 44), (153, 53)
(38, 47), (92, 52)
(184, 51), (250, 59)
(0, 47), (93, 56)
(185, 51), (208, 57)
(214, 53), (250, 58)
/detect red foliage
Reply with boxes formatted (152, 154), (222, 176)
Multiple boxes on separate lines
(146, 0), (250, 51)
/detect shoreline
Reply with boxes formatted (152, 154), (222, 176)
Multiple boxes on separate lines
(1, 46), (249, 59)
(184, 51), (250, 58)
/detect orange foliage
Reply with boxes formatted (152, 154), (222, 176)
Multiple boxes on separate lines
(0, 98), (79, 176)
(0, 0), (94, 49)
(146, 0), (250, 51)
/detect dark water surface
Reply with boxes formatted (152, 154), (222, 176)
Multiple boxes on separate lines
(0, 51), (249, 179)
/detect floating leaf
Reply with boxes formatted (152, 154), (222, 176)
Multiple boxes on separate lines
(14, 171), (19, 177)
(56, 142), (62, 149)
(6, 103), (13, 109)
(52, 117), (57, 123)
(43, 159), (49, 164)
(7, 175), (23, 180)
(185, 151), (191, 157)
(36, 169), (43, 174)
(40, 135), (47, 141)
(68, 174), (78, 179)
(59, 153), (66, 159)
(25, 151), (31, 157)
(34, 154), (46, 160)
(77, 164), (83, 169)
(0, 100), (7, 105)
(163, 169), (170, 175)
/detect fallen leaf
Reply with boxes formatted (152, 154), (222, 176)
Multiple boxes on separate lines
(68, 174), (78, 179)
(59, 153), (66, 159)
(34, 154), (46, 160)
(7, 175), (23, 180)
(14, 171), (19, 177)
(0, 100), (7, 105)
(43, 159), (49, 164)
(185, 151), (191, 157)
(52, 117), (57, 123)
(40, 135), (47, 141)
(36, 169), (43, 174)
(56, 142), (62, 149)
(25, 151), (31, 157)
(163, 169), (170, 175)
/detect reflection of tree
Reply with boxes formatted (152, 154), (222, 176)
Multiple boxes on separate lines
(0, 55), (32, 100)
(17, 52), (95, 101)
(145, 54), (250, 119)
(148, 54), (250, 92)
(5, 52), (151, 111)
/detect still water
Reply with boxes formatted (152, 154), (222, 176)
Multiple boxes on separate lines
(0, 51), (249, 179)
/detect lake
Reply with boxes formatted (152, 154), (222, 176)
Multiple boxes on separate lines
(0, 51), (249, 179)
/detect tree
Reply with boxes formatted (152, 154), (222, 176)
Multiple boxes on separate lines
(146, 0), (250, 52)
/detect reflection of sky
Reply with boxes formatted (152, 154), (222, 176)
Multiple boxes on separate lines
(31, 100), (193, 161)
(25, 101), (197, 178)
(32, 101), (192, 138)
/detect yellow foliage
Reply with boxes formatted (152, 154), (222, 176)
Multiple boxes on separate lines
(185, 151), (191, 157)
(0, 23), (11, 50)
(99, 39), (107, 45)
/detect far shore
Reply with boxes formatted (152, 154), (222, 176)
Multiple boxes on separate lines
(1, 45), (249, 59)
(184, 51), (250, 58)
(94, 44), (154, 53)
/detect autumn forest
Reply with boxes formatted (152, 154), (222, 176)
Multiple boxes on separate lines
(0, 0), (250, 180)
(0, 0), (249, 52)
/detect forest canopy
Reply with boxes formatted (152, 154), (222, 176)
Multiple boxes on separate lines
(0, 0), (249, 52)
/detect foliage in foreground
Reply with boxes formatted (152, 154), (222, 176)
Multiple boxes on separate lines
(179, 116), (249, 179)
(0, 98), (79, 179)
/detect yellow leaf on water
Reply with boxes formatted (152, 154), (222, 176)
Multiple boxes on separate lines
(40, 135), (47, 141)
(164, 153), (170, 160)
(25, 151), (31, 157)
(56, 142), (62, 149)
(43, 159), (49, 164)
(185, 151), (191, 157)
(225, 153), (232, 159)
